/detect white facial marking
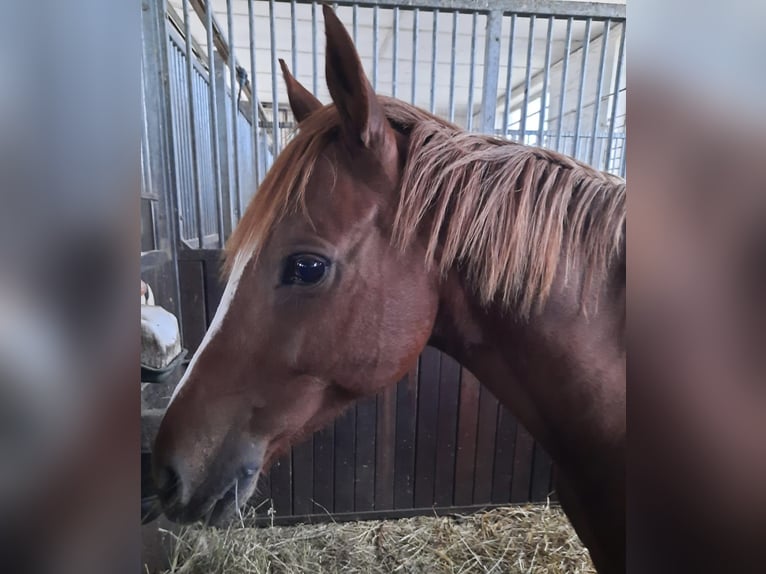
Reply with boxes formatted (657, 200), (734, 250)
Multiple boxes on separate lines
(168, 251), (252, 406)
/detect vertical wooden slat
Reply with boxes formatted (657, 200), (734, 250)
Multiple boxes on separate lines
(202, 255), (224, 326)
(333, 406), (356, 513)
(270, 454), (293, 517)
(491, 406), (517, 503)
(510, 425), (535, 502)
(374, 386), (396, 510)
(549, 463), (560, 502)
(453, 369), (480, 506)
(393, 366), (418, 509)
(354, 396), (377, 511)
(472, 385), (500, 503)
(292, 436), (314, 515)
(249, 468), (271, 514)
(312, 424), (335, 514)
(140, 199), (155, 251)
(433, 354), (461, 506)
(177, 259), (206, 353)
(413, 347), (440, 507)
(530, 442), (554, 502)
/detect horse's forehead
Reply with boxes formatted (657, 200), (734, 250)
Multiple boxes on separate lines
(299, 147), (380, 234)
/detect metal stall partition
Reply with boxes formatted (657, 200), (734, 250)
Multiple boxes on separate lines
(141, 0), (626, 524)
(143, 0), (625, 254)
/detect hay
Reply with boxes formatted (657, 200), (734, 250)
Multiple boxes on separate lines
(159, 502), (594, 574)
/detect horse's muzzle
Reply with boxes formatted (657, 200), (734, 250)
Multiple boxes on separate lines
(155, 459), (260, 525)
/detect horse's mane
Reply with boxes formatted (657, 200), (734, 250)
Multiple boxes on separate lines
(225, 97), (625, 318)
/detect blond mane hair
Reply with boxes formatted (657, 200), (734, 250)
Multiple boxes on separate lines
(225, 97), (625, 317)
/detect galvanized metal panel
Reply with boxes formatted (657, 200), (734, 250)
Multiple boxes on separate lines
(392, 7), (400, 97)
(204, 0), (224, 246)
(554, 17), (573, 152)
(520, 15), (536, 144)
(448, 11), (458, 122)
(225, 0), (241, 222)
(605, 20), (626, 176)
(157, 0), (626, 248)
(411, 8), (419, 105)
(537, 17), (554, 147)
(181, 0), (204, 245)
(588, 19), (610, 166)
(572, 18), (592, 160)
(429, 9), (439, 114)
(466, 12), (478, 131)
(291, 0), (298, 74)
(288, 0), (624, 19)
(373, 6), (379, 89)
(141, 0), (182, 318)
(479, 11), (502, 134)
(312, 1), (319, 94)
(248, 0), (263, 188)
(269, 0), (281, 156)
(502, 13), (517, 138)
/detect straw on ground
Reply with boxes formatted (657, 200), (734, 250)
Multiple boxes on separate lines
(160, 502), (594, 574)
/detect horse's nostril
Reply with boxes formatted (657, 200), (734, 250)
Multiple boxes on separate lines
(155, 465), (181, 505)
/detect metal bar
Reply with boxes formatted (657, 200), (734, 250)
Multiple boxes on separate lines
(573, 17), (592, 160)
(167, 2), (209, 69)
(537, 16), (553, 147)
(352, 3), (358, 44)
(213, 51), (233, 237)
(167, 46), (185, 234)
(605, 21), (625, 173)
(175, 50), (192, 242)
(169, 24), (187, 239)
(466, 12), (478, 130)
(286, 0), (625, 19)
(373, 6), (379, 90)
(269, 0), (281, 156)
(520, 15), (535, 144)
(291, 0), (298, 74)
(141, 0), (182, 319)
(502, 14), (516, 138)
(190, 0), (253, 104)
(149, 200), (160, 249)
(429, 9), (439, 113)
(555, 17), (572, 151)
(620, 140), (626, 177)
(588, 19), (610, 166)
(480, 11), (502, 134)
(312, 1), (318, 95)
(205, 0), (224, 246)
(448, 11), (457, 122)
(248, 0), (262, 187)
(411, 8), (419, 105)
(182, 0), (204, 247)
(226, 0), (241, 221)
(392, 7), (399, 97)
(140, 110), (154, 201)
(191, 0), (271, 132)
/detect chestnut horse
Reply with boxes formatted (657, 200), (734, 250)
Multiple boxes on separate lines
(153, 6), (625, 572)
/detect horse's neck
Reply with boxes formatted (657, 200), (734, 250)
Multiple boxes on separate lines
(429, 265), (625, 470)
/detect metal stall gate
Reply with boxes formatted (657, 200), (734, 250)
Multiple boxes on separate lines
(140, 0), (626, 524)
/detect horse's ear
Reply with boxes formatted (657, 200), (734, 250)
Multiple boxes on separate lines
(279, 59), (322, 123)
(322, 4), (392, 149)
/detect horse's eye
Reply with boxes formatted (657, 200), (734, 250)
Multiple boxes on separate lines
(282, 254), (329, 285)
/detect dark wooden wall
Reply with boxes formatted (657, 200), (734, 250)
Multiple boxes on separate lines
(178, 249), (556, 524)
